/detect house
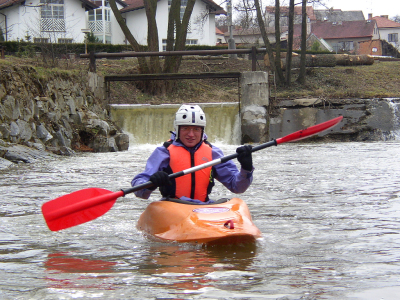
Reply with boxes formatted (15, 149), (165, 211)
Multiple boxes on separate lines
(0, 0), (225, 50)
(87, 0), (127, 44)
(264, 6), (316, 27)
(216, 27), (224, 44)
(264, 6), (367, 51)
(0, 0), (101, 43)
(370, 14), (400, 51)
(223, 27), (288, 46)
(120, 0), (226, 51)
(310, 20), (380, 53)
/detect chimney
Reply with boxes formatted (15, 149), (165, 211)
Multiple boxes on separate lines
(368, 13), (372, 20)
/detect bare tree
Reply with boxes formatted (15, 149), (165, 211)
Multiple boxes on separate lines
(108, 0), (196, 95)
(274, 0), (285, 84)
(296, 0), (307, 84)
(285, 0), (295, 86)
(254, 0), (284, 85)
(391, 15), (400, 23)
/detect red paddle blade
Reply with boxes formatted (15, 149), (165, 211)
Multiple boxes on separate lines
(276, 116), (343, 144)
(42, 188), (124, 231)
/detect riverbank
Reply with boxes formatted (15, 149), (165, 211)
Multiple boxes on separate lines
(3, 55), (400, 105)
(96, 56), (400, 104)
(1, 55), (399, 170)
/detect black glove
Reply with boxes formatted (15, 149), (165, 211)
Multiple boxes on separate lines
(149, 171), (172, 190)
(236, 145), (253, 171)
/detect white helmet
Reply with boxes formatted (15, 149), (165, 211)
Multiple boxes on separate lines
(174, 104), (206, 133)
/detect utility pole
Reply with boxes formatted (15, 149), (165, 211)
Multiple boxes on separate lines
(227, 0), (237, 59)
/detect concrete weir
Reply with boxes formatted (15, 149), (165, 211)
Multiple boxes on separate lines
(109, 103), (241, 145)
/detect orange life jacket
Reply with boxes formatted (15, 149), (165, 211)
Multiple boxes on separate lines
(167, 142), (213, 202)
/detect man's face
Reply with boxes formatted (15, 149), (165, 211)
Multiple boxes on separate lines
(179, 126), (203, 148)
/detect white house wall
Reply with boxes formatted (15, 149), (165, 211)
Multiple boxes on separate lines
(109, 3), (126, 45)
(123, 7), (148, 46)
(3, 0), (90, 43)
(1, 6), (20, 41)
(207, 13), (216, 45)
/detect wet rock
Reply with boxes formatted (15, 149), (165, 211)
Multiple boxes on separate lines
(0, 124), (10, 139)
(86, 118), (110, 135)
(10, 121), (20, 137)
(36, 124), (53, 142)
(16, 119), (33, 142)
(1, 143), (54, 165)
(115, 133), (129, 151)
(0, 157), (13, 169)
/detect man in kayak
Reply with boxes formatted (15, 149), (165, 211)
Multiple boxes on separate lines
(131, 104), (254, 204)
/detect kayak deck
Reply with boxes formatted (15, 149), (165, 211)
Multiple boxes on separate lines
(137, 198), (261, 245)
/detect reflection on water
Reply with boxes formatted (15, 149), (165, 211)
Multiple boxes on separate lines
(44, 253), (118, 290)
(1, 142), (400, 299)
(135, 244), (258, 292)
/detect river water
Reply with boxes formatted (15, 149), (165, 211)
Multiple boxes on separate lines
(1, 141), (400, 299)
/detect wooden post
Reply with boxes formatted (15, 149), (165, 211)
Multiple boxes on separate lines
(89, 51), (96, 72)
(251, 46), (257, 71)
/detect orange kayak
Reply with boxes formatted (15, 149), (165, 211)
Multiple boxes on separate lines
(137, 198), (261, 245)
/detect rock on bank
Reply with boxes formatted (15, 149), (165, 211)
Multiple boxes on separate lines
(0, 64), (129, 170)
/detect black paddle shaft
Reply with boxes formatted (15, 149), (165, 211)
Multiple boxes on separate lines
(121, 139), (278, 196)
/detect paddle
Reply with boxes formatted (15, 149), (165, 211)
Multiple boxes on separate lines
(42, 115), (343, 231)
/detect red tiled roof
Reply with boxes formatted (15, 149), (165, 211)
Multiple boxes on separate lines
(0, 0), (24, 9)
(311, 20), (376, 39)
(372, 16), (400, 28)
(120, 0), (146, 12)
(216, 27), (224, 35)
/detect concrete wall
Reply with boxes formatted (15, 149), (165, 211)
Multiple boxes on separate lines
(270, 98), (400, 141)
(239, 72), (269, 144)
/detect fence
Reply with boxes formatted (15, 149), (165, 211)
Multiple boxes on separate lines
(80, 47), (266, 72)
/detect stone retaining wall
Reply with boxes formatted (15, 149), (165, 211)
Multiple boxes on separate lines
(0, 65), (129, 170)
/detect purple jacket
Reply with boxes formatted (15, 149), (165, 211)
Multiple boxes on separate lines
(131, 134), (254, 201)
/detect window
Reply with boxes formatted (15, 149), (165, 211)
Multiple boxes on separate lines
(34, 38), (49, 43)
(162, 38), (198, 50)
(340, 41), (354, 51)
(89, 9), (111, 22)
(58, 38), (73, 43)
(40, 0), (64, 19)
(388, 33), (398, 43)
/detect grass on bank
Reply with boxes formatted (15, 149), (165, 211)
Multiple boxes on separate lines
(2, 55), (399, 104)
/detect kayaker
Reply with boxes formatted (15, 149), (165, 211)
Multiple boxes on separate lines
(131, 104), (254, 204)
